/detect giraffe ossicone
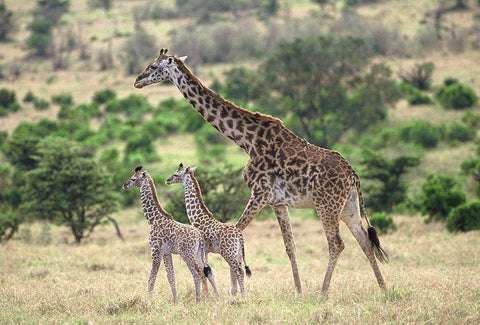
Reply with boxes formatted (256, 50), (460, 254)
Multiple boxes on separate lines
(135, 49), (388, 295)
(123, 165), (218, 302)
(166, 163), (252, 296)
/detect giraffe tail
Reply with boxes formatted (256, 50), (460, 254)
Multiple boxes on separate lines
(200, 240), (212, 277)
(354, 174), (389, 264)
(241, 237), (252, 277)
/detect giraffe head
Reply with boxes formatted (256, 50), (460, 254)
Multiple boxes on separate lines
(165, 163), (197, 185)
(134, 48), (187, 89)
(123, 165), (148, 189)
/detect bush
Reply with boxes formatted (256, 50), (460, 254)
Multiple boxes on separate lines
(446, 122), (475, 144)
(436, 80), (478, 110)
(399, 120), (441, 148)
(399, 62), (434, 91)
(370, 211), (397, 234)
(122, 24), (156, 75)
(461, 110), (480, 128)
(420, 174), (466, 222)
(446, 201), (480, 232)
(398, 82), (433, 105)
(51, 92), (74, 107)
(92, 88), (117, 104)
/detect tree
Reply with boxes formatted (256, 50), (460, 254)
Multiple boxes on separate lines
(0, 2), (15, 42)
(21, 137), (119, 243)
(361, 150), (420, 213)
(259, 36), (401, 148)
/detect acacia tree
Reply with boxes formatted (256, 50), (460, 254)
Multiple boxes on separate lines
(259, 36), (401, 148)
(21, 137), (119, 243)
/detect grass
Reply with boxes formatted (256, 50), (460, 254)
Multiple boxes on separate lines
(1, 214), (479, 324)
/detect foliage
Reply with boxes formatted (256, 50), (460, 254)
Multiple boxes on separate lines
(222, 67), (261, 103)
(92, 88), (117, 104)
(399, 62), (434, 91)
(0, 88), (21, 116)
(370, 211), (397, 234)
(165, 164), (249, 224)
(35, 0), (70, 24)
(88, 0), (113, 12)
(51, 92), (74, 107)
(104, 94), (153, 116)
(446, 121), (475, 144)
(2, 120), (59, 171)
(0, 205), (22, 242)
(124, 131), (160, 164)
(21, 137), (119, 243)
(0, 2), (15, 42)
(122, 24), (156, 75)
(446, 201), (480, 232)
(435, 79), (478, 110)
(420, 174), (466, 223)
(399, 120), (441, 148)
(361, 150), (420, 213)
(258, 36), (400, 148)
(26, 18), (53, 57)
(398, 82), (433, 105)
(194, 124), (228, 164)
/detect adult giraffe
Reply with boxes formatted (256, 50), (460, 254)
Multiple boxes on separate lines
(134, 49), (388, 295)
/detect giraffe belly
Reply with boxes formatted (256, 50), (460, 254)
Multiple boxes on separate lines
(271, 177), (314, 208)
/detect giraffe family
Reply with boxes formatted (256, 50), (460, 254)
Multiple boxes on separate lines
(122, 166), (218, 302)
(133, 49), (388, 295)
(166, 163), (251, 296)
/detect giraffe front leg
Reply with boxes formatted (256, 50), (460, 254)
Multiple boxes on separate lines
(148, 248), (162, 294)
(236, 194), (268, 231)
(272, 205), (302, 296)
(163, 254), (178, 303)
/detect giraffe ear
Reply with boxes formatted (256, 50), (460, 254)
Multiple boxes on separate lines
(179, 56), (188, 62)
(190, 167), (197, 174)
(178, 163), (184, 170)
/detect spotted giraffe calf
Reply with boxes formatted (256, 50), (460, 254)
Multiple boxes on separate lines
(166, 163), (251, 296)
(123, 166), (218, 303)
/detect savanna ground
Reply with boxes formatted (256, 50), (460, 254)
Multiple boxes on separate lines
(1, 212), (479, 324)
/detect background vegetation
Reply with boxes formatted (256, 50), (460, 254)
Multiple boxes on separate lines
(1, 0), (480, 323)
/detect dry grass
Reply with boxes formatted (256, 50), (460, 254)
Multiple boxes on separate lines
(1, 214), (479, 324)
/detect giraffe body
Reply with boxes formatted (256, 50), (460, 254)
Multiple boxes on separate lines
(123, 166), (218, 302)
(134, 49), (388, 295)
(166, 163), (251, 296)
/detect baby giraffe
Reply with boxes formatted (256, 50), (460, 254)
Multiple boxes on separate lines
(166, 163), (251, 296)
(123, 166), (218, 303)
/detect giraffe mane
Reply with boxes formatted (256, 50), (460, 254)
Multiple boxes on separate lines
(173, 56), (285, 127)
(188, 171), (214, 218)
(147, 175), (173, 218)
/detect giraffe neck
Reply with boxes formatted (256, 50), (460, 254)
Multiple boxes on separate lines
(169, 58), (285, 154)
(140, 177), (172, 226)
(182, 173), (214, 227)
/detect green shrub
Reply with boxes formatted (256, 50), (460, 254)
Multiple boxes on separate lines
(446, 122), (475, 144)
(370, 211), (397, 234)
(446, 201), (480, 232)
(33, 98), (50, 110)
(0, 88), (16, 107)
(399, 82), (433, 105)
(92, 88), (117, 104)
(461, 110), (480, 128)
(51, 92), (74, 107)
(399, 120), (441, 148)
(436, 80), (478, 110)
(420, 174), (466, 222)
(23, 91), (37, 103)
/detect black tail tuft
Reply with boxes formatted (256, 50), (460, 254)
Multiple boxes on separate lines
(368, 226), (389, 263)
(203, 266), (212, 277)
(245, 265), (252, 278)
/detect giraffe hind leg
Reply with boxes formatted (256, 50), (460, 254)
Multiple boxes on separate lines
(340, 188), (386, 289)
